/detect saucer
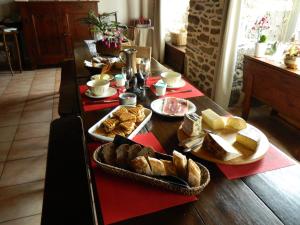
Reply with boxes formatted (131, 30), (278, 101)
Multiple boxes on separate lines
(159, 79), (186, 89)
(85, 87), (117, 99)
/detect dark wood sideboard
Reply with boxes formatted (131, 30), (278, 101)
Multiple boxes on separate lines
(17, 1), (98, 67)
(243, 55), (300, 123)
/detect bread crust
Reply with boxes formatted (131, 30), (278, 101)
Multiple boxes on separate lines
(173, 150), (187, 179)
(131, 156), (152, 175)
(115, 144), (129, 168)
(100, 142), (116, 165)
(148, 157), (166, 176)
(187, 159), (201, 187)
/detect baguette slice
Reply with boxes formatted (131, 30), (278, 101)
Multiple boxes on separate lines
(100, 143), (116, 166)
(127, 144), (142, 163)
(173, 150), (187, 179)
(115, 144), (129, 168)
(161, 160), (177, 176)
(131, 156), (152, 175)
(148, 157), (166, 176)
(187, 159), (201, 187)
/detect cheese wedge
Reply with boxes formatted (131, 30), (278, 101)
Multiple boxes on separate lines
(182, 113), (202, 137)
(226, 116), (247, 130)
(201, 109), (225, 130)
(203, 133), (242, 161)
(236, 128), (260, 151)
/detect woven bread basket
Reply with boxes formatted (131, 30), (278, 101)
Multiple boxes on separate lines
(92, 144), (210, 196)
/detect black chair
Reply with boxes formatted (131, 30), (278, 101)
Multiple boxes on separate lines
(41, 116), (95, 225)
(58, 59), (80, 116)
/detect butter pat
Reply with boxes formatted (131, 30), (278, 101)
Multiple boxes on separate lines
(201, 109), (225, 130)
(236, 128), (260, 151)
(226, 116), (247, 130)
(182, 113), (202, 137)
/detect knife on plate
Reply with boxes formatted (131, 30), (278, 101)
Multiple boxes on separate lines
(167, 89), (192, 94)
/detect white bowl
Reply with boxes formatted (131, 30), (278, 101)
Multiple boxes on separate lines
(161, 72), (182, 86)
(87, 79), (110, 96)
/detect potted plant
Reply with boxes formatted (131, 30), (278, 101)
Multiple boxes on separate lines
(252, 15), (270, 57)
(81, 11), (128, 57)
(284, 43), (300, 69)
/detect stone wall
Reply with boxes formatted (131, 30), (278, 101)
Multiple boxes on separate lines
(186, 0), (227, 97)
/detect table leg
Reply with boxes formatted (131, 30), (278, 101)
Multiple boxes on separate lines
(13, 33), (22, 73)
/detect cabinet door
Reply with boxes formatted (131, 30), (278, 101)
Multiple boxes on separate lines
(28, 3), (67, 65)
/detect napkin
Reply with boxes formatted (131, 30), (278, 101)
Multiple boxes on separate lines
(89, 132), (197, 225)
(79, 85), (119, 112)
(148, 76), (204, 99)
(217, 144), (296, 179)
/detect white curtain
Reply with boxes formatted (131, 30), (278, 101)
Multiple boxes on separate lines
(213, 0), (242, 109)
(283, 0), (300, 41)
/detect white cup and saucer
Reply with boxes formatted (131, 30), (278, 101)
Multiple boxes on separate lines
(160, 71), (185, 89)
(85, 79), (117, 98)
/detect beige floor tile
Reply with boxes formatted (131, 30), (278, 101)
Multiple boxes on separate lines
(0, 181), (44, 223)
(52, 106), (59, 120)
(24, 98), (53, 112)
(0, 155), (46, 187)
(20, 109), (52, 124)
(0, 214), (41, 225)
(0, 126), (17, 142)
(27, 90), (54, 98)
(8, 137), (48, 160)
(0, 142), (11, 162)
(0, 162), (3, 175)
(0, 112), (22, 127)
(14, 122), (50, 140)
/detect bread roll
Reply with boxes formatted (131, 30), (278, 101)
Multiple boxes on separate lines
(137, 147), (156, 158)
(187, 159), (201, 187)
(127, 144), (142, 163)
(161, 160), (177, 176)
(148, 157), (166, 176)
(173, 150), (187, 179)
(115, 144), (129, 168)
(100, 143), (116, 165)
(131, 156), (152, 175)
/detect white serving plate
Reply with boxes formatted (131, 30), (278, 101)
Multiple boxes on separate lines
(150, 97), (196, 117)
(85, 87), (117, 99)
(88, 105), (152, 142)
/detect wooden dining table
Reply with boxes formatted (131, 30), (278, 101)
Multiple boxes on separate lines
(73, 42), (300, 225)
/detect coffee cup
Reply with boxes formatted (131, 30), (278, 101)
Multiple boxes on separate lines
(161, 72), (181, 86)
(115, 74), (126, 87)
(87, 79), (110, 96)
(154, 81), (167, 96)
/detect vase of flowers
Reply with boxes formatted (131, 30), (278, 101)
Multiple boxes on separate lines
(284, 43), (300, 69)
(252, 15), (270, 57)
(81, 11), (128, 57)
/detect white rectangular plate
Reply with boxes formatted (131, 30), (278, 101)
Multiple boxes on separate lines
(88, 105), (152, 142)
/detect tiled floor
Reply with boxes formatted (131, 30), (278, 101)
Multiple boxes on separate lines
(0, 69), (60, 225)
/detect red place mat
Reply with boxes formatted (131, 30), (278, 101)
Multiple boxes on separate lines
(88, 132), (197, 225)
(79, 85), (119, 112)
(147, 76), (204, 99)
(217, 144), (296, 179)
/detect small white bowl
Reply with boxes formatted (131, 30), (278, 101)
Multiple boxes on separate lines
(161, 72), (182, 86)
(87, 79), (110, 96)
(119, 93), (137, 105)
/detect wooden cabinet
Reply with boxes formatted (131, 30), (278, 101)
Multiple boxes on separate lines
(18, 1), (98, 67)
(164, 42), (186, 73)
(242, 55), (300, 122)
